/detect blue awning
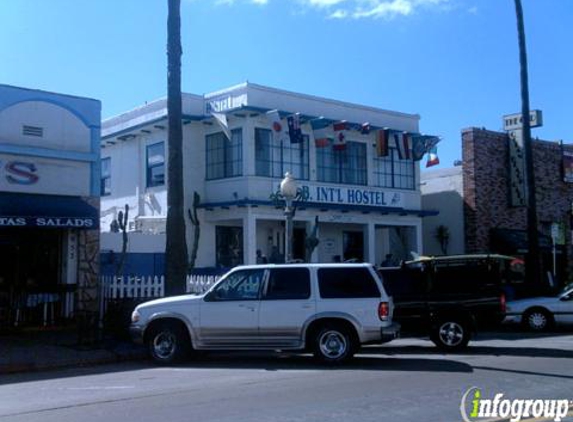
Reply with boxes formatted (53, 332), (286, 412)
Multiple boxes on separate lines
(197, 198), (438, 217)
(0, 192), (99, 229)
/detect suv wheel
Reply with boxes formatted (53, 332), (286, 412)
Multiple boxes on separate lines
(313, 325), (356, 364)
(147, 322), (190, 364)
(523, 308), (553, 332)
(430, 320), (470, 351)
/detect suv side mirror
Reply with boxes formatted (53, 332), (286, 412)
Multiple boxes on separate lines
(204, 289), (223, 302)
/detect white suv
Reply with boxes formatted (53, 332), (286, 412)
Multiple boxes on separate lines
(130, 263), (399, 364)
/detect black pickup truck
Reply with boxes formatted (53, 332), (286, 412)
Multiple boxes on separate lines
(378, 254), (517, 351)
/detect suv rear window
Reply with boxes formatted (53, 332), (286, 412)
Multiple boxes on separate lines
(318, 267), (380, 298)
(264, 268), (311, 300)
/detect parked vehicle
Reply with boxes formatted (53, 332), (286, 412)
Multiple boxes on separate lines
(378, 254), (510, 351)
(505, 285), (573, 331)
(130, 263), (400, 364)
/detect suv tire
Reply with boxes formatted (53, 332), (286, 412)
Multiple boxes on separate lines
(312, 324), (356, 364)
(430, 319), (471, 351)
(147, 321), (190, 364)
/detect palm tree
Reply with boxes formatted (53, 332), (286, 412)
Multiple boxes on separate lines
(165, 0), (188, 295)
(514, 0), (540, 289)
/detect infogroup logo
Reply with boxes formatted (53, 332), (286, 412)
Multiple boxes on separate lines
(460, 387), (572, 422)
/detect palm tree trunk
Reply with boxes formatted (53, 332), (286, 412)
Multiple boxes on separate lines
(514, 0), (541, 290)
(165, 0), (188, 296)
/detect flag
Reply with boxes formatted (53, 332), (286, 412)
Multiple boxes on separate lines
(287, 113), (304, 144)
(376, 128), (390, 157)
(333, 120), (348, 151)
(426, 146), (440, 167)
(360, 122), (371, 135)
(210, 110), (231, 140)
(394, 131), (411, 160)
(310, 118), (332, 148)
(412, 135), (441, 161)
(266, 109), (289, 143)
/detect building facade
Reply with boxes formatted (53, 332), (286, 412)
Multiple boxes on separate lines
(0, 85), (101, 327)
(421, 166), (465, 256)
(463, 127), (573, 288)
(422, 126), (572, 291)
(101, 83), (436, 273)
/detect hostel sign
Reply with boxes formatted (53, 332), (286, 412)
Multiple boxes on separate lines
(275, 182), (403, 208)
(308, 185), (402, 207)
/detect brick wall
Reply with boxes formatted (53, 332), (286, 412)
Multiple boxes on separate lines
(462, 127), (573, 280)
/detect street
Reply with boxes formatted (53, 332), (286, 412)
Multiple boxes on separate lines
(0, 332), (572, 422)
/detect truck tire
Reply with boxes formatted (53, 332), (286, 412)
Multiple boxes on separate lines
(430, 319), (471, 351)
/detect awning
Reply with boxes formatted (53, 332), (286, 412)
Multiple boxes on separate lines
(197, 198), (438, 217)
(0, 192), (99, 229)
(490, 228), (552, 254)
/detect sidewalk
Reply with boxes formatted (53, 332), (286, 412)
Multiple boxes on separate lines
(0, 327), (147, 375)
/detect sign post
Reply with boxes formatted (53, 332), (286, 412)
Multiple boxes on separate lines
(551, 223), (559, 279)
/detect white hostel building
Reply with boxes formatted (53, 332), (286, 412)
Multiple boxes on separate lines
(100, 83), (436, 272)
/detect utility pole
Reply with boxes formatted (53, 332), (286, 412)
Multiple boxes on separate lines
(514, 0), (541, 289)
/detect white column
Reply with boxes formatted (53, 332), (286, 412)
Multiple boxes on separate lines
(243, 116), (255, 176)
(244, 212), (257, 265)
(366, 222), (376, 265)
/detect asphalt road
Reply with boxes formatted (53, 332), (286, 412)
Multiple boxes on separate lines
(0, 333), (572, 422)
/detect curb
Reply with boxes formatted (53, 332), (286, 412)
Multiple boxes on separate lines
(0, 348), (147, 375)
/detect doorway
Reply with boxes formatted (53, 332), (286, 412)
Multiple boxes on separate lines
(343, 231), (364, 262)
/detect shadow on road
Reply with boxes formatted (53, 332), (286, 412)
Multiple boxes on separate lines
(364, 343), (573, 360)
(0, 352), (473, 386)
(175, 352), (474, 374)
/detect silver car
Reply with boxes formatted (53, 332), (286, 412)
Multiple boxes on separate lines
(505, 285), (573, 331)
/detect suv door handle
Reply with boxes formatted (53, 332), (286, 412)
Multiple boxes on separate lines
(238, 304), (256, 312)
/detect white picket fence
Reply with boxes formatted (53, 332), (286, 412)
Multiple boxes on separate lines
(100, 274), (221, 301)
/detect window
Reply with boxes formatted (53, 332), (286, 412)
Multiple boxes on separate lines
(255, 128), (309, 180)
(210, 269), (265, 301)
(318, 267), (380, 298)
(316, 141), (367, 185)
(206, 129), (243, 180)
(373, 148), (415, 190)
(379, 267), (427, 300)
(216, 226), (243, 267)
(146, 142), (165, 187)
(101, 157), (111, 196)
(264, 268), (311, 300)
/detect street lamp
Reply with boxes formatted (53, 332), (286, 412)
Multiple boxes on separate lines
(280, 172), (297, 263)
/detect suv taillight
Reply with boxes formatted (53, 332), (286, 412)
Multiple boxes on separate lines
(378, 302), (390, 321)
(500, 293), (506, 313)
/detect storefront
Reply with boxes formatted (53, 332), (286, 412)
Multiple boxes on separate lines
(200, 179), (428, 268)
(0, 84), (101, 328)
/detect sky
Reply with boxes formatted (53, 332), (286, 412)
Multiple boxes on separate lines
(1, 0), (571, 169)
